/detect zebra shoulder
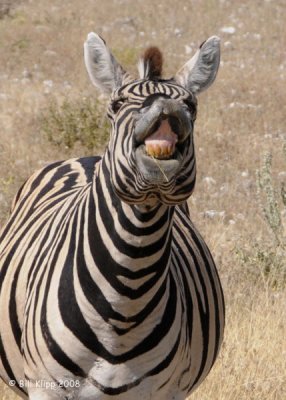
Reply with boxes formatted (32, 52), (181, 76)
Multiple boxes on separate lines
(10, 156), (102, 213)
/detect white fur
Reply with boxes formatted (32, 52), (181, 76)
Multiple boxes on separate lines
(137, 58), (149, 79)
(175, 36), (220, 94)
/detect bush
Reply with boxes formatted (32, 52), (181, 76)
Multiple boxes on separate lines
(256, 150), (285, 245)
(237, 145), (286, 289)
(40, 97), (110, 152)
(0, 1), (12, 19)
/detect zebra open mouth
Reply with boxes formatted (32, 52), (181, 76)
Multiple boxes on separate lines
(135, 115), (187, 160)
(144, 118), (178, 159)
(134, 115), (189, 182)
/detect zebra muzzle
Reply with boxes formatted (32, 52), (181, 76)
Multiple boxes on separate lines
(144, 119), (178, 159)
(133, 97), (192, 182)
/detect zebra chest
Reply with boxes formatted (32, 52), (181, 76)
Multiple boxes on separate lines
(76, 375), (186, 400)
(46, 270), (190, 399)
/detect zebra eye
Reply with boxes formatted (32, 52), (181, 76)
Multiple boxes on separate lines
(183, 98), (196, 115)
(111, 98), (125, 113)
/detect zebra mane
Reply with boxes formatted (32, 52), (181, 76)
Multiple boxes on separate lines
(138, 46), (163, 79)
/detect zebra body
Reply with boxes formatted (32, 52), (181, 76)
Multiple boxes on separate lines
(0, 34), (224, 399)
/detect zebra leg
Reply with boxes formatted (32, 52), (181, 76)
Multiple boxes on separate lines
(28, 388), (61, 400)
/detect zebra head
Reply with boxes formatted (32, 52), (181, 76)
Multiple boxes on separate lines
(84, 33), (220, 205)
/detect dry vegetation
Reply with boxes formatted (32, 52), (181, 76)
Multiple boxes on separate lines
(0, 0), (286, 399)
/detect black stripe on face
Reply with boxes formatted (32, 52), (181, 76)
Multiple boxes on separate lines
(141, 93), (171, 108)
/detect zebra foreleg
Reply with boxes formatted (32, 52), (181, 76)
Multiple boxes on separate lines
(28, 388), (64, 400)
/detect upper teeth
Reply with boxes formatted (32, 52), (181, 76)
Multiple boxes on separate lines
(145, 142), (175, 159)
(143, 119), (178, 159)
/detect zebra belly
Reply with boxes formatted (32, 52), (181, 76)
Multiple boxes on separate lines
(22, 259), (219, 400)
(21, 278), (194, 399)
(77, 376), (187, 400)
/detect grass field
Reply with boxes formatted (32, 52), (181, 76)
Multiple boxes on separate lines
(0, 0), (285, 399)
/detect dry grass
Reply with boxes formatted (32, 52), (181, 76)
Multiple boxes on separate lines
(0, 0), (285, 398)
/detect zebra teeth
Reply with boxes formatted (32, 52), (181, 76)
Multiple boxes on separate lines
(145, 142), (176, 159)
(142, 118), (179, 160)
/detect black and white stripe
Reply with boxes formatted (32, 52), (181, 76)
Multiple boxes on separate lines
(0, 33), (224, 399)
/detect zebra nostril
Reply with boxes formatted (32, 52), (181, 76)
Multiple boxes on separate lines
(162, 107), (169, 116)
(168, 116), (180, 136)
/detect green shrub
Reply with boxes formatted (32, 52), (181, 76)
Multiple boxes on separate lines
(0, 1), (12, 19)
(0, 1), (22, 20)
(256, 151), (284, 245)
(237, 145), (286, 289)
(40, 97), (110, 152)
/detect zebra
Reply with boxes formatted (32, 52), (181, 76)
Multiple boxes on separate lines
(0, 32), (225, 399)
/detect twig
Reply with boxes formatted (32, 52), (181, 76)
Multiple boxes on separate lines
(151, 156), (169, 182)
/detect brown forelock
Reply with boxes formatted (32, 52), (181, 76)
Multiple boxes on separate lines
(143, 46), (163, 78)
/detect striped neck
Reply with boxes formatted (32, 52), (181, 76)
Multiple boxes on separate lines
(85, 153), (176, 321)
(92, 152), (175, 268)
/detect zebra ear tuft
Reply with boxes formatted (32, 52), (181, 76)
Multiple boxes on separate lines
(175, 36), (220, 94)
(84, 32), (126, 94)
(138, 46), (163, 79)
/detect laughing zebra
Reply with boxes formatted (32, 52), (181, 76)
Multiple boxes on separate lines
(0, 33), (224, 399)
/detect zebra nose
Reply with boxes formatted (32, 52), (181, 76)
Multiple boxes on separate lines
(160, 99), (180, 117)
(134, 98), (191, 144)
(160, 101), (191, 142)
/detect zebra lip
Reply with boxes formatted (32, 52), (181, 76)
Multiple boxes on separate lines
(135, 145), (183, 182)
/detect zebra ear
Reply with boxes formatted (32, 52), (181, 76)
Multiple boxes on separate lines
(84, 32), (126, 94)
(175, 36), (220, 94)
